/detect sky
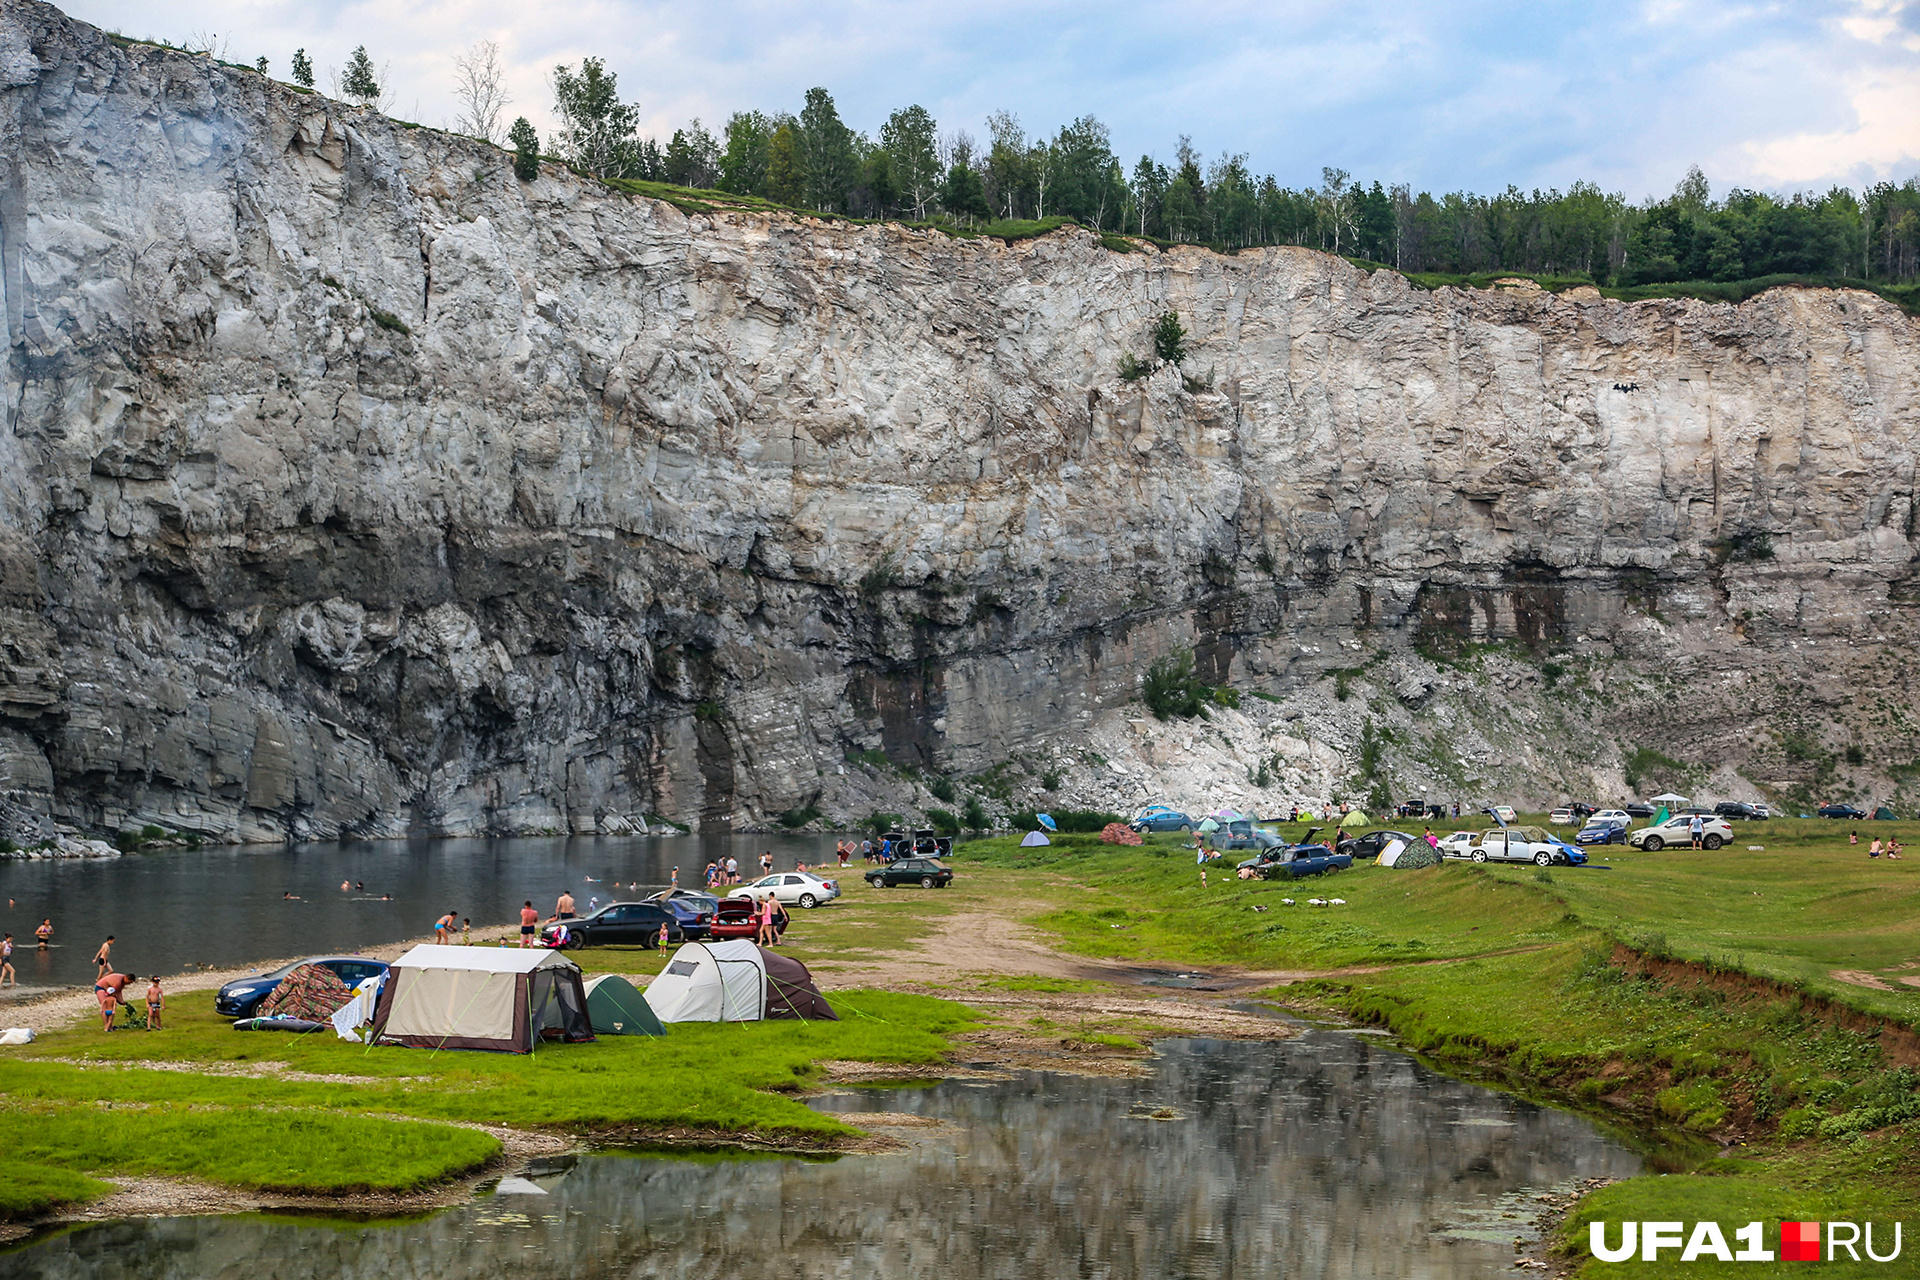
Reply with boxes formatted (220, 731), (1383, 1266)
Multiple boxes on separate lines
(60, 0), (1920, 201)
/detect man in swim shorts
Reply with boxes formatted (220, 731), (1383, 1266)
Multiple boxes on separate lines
(96, 971), (134, 1031)
(520, 900), (540, 947)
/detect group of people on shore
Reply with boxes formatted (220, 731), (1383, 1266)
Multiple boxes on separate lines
(88, 936), (163, 1031)
(1847, 831), (1904, 858)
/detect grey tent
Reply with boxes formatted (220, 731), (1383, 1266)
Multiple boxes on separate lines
(583, 973), (665, 1036)
(1020, 830), (1051, 846)
(643, 940), (839, 1022)
(370, 944), (594, 1053)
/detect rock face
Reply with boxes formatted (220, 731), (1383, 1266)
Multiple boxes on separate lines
(1, 1), (1917, 840)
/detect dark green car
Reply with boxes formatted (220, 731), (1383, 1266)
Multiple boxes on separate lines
(866, 858), (953, 889)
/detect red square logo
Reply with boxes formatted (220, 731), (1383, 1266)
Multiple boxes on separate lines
(1781, 1222), (1821, 1261)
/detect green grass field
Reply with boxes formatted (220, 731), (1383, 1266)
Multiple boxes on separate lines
(948, 820), (1920, 1276)
(0, 989), (972, 1219)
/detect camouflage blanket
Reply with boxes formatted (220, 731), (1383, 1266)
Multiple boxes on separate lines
(258, 963), (355, 1021)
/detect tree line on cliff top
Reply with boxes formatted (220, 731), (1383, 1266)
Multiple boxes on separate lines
(233, 37), (1920, 293)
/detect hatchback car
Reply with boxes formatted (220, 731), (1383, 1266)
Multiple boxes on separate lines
(866, 857), (954, 889)
(215, 956), (390, 1018)
(541, 901), (682, 949)
(1129, 808), (1195, 833)
(1575, 818), (1629, 845)
(1548, 809), (1575, 825)
(740, 871), (842, 907)
(1628, 815), (1735, 851)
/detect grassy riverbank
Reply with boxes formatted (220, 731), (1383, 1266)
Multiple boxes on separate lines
(950, 819), (1920, 1277)
(0, 989), (971, 1220)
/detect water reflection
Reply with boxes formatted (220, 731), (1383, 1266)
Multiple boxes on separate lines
(0, 834), (846, 992)
(1, 1035), (1641, 1279)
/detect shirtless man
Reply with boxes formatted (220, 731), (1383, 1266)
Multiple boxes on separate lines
(96, 971), (134, 1031)
(93, 935), (114, 979)
(555, 891), (576, 920)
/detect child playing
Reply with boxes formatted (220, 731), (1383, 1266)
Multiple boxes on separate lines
(145, 976), (164, 1030)
(461, 917), (472, 945)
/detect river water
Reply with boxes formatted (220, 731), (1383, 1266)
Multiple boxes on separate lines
(0, 834), (847, 992)
(0, 1031), (1641, 1279)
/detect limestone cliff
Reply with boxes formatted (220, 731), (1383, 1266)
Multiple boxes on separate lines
(2, 0), (1917, 840)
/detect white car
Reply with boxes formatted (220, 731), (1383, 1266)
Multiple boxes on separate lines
(1628, 815), (1734, 851)
(739, 871), (842, 908)
(1463, 826), (1579, 866)
(1487, 805), (1518, 823)
(1436, 831), (1479, 858)
(1548, 808), (1575, 825)
(1592, 809), (1632, 826)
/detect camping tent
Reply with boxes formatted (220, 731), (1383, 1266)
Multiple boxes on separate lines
(583, 973), (665, 1036)
(1874, 807), (1898, 821)
(1020, 830), (1051, 846)
(643, 940), (838, 1023)
(1339, 810), (1370, 829)
(1196, 817), (1220, 833)
(369, 944), (594, 1053)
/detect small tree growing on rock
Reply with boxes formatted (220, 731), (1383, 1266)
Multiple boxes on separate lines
(290, 48), (313, 87)
(339, 46), (382, 107)
(509, 117), (541, 182)
(1152, 311), (1188, 366)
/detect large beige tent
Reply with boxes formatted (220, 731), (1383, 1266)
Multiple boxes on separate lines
(369, 944), (594, 1053)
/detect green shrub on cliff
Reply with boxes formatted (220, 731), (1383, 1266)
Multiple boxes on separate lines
(1142, 647), (1205, 720)
(509, 117), (541, 183)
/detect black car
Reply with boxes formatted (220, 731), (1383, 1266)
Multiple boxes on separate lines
(1713, 801), (1761, 820)
(1210, 820), (1284, 851)
(1819, 804), (1868, 820)
(541, 901), (683, 949)
(866, 857), (953, 888)
(1568, 802), (1597, 819)
(1396, 800), (1450, 819)
(1623, 802), (1656, 819)
(1341, 829), (1418, 861)
(215, 955), (391, 1018)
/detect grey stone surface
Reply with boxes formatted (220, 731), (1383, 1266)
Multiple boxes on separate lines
(0, 0), (1916, 839)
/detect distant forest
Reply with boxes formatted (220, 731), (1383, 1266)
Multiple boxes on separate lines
(518, 63), (1920, 290)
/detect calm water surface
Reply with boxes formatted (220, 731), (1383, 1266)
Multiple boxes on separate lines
(0, 1034), (1642, 1279)
(0, 834), (847, 991)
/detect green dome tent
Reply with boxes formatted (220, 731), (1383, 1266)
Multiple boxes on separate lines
(1339, 810), (1370, 829)
(583, 973), (665, 1036)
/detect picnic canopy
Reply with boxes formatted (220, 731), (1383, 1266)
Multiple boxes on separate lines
(370, 944), (593, 1054)
(582, 974), (665, 1036)
(1649, 793), (1691, 805)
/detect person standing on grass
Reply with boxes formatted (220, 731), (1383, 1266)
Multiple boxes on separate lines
(92, 935), (114, 979)
(1689, 814), (1704, 850)
(519, 900), (540, 947)
(144, 976), (164, 1030)
(556, 890), (576, 920)
(1, 934), (13, 987)
(95, 971), (132, 1030)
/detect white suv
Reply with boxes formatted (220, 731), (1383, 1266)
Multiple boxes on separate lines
(1628, 815), (1734, 851)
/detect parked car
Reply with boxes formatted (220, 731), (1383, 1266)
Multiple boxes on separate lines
(1819, 804), (1868, 820)
(1623, 802), (1656, 819)
(740, 871), (842, 907)
(1484, 805), (1518, 824)
(1340, 829), (1419, 861)
(1568, 803), (1597, 819)
(1548, 808), (1576, 825)
(1435, 831), (1478, 858)
(1627, 815), (1735, 851)
(866, 857), (954, 889)
(911, 829), (954, 858)
(541, 901), (683, 949)
(1591, 809), (1632, 826)
(1237, 835), (1353, 879)
(1211, 820), (1285, 851)
(1750, 803), (1772, 819)
(1396, 799), (1449, 819)
(647, 889), (719, 939)
(1130, 808), (1196, 833)
(215, 956), (390, 1018)
(1459, 827), (1586, 866)
(707, 897), (767, 940)
(1713, 801), (1761, 821)
(1575, 818), (1629, 845)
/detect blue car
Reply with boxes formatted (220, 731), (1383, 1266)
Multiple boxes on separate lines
(1130, 808), (1195, 833)
(1575, 819), (1628, 845)
(1548, 837), (1589, 865)
(648, 889), (718, 939)
(214, 955), (390, 1018)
